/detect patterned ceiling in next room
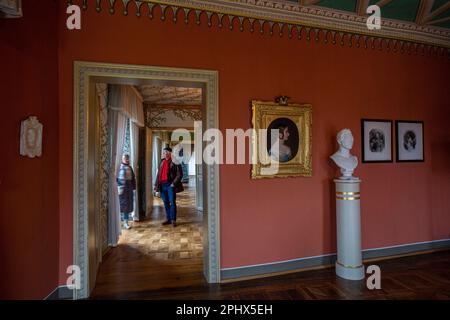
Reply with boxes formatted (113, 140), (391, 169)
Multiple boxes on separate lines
(138, 85), (202, 105)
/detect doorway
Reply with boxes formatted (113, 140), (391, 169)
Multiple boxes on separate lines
(72, 62), (220, 299)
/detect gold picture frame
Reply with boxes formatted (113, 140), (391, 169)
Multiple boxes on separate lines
(251, 100), (312, 179)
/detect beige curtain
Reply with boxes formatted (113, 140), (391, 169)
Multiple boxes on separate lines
(130, 121), (140, 221)
(108, 84), (145, 127)
(108, 85), (145, 230)
(108, 111), (127, 246)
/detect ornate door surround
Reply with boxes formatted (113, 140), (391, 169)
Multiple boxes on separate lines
(73, 61), (220, 299)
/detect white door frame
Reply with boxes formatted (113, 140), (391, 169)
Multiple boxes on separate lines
(73, 61), (220, 299)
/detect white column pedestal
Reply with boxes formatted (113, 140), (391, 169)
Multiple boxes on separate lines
(334, 178), (364, 280)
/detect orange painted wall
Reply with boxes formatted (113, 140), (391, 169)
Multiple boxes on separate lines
(56, 1), (450, 283)
(0, 1), (59, 299)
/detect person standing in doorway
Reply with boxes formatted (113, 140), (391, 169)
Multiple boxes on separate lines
(117, 153), (136, 230)
(154, 147), (184, 227)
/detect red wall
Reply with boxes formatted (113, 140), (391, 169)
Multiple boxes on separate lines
(0, 1), (59, 299)
(56, 1), (450, 281)
(3, 1), (448, 292)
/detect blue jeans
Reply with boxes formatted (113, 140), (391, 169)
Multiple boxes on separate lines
(122, 212), (130, 221)
(160, 182), (177, 222)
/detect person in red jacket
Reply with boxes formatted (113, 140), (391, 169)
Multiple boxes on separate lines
(154, 147), (184, 227)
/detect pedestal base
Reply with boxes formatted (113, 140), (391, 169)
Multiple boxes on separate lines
(334, 178), (364, 281)
(335, 261), (365, 281)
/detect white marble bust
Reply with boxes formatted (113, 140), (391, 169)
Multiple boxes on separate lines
(20, 116), (43, 158)
(330, 129), (358, 180)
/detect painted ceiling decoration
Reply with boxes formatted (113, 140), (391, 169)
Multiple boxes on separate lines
(138, 85), (202, 128)
(138, 85), (202, 105)
(144, 104), (202, 128)
(70, 0), (450, 56)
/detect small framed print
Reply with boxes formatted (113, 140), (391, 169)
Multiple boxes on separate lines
(395, 121), (424, 162)
(361, 119), (393, 163)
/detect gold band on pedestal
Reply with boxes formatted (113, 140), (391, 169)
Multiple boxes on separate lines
(336, 261), (363, 269)
(336, 192), (360, 201)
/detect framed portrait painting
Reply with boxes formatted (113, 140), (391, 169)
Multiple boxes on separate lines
(395, 121), (424, 162)
(361, 119), (393, 163)
(251, 100), (312, 179)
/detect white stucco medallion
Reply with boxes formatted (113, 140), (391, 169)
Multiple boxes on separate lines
(20, 116), (43, 158)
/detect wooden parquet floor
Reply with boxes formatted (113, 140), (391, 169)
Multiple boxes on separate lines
(91, 182), (450, 300)
(91, 183), (205, 298)
(120, 185), (203, 260)
(92, 250), (450, 300)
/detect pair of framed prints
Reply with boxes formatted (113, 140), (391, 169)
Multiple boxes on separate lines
(361, 119), (424, 163)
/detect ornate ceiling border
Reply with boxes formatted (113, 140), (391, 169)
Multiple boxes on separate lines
(71, 0), (450, 56)
(144, 104), (202, 127)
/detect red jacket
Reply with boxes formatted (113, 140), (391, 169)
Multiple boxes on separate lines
(154, 159), (184, 193)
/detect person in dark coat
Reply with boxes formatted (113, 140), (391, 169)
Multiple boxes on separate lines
(117, 153), (136, 229)
(154, 147), (184, 227)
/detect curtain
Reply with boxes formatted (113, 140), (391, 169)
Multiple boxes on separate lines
(108, 84), (145, 127)
(152, 136), (161, 187)
(130, 121), (139, 221)
(108, 110), (127, 247)
(108, 84), (145, 244)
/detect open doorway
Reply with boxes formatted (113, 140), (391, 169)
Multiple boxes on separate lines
(72, 62), (220, 299)
(91, 84), (205, 298)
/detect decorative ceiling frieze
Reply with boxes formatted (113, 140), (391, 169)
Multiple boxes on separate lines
(69, 0), (450, 56)
(138, 85), (202, 104)
(145, 103), (202, 128)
